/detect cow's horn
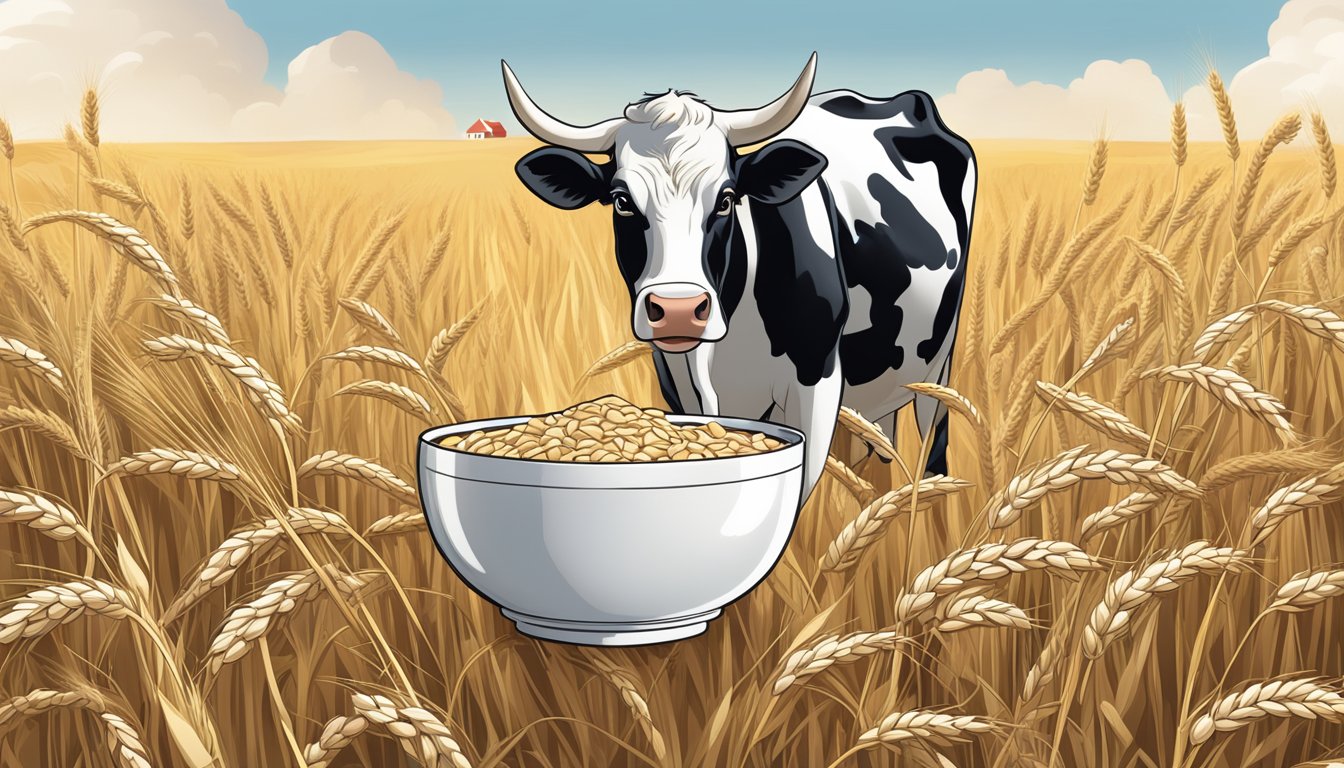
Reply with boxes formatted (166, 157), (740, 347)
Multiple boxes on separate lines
(502, 60), (623, 153)
(719, 52), (817, 147)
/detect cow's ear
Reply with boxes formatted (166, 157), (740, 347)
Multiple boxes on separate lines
(516, 147), (610, 210)
(735, 139), (828, 205)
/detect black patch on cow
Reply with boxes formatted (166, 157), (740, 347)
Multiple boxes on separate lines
(703, 188), (749, 322)
(924, 412), (949, 476)
(515, 147), (612, 210)
(749, 187), (847, 387)
(650, 348), (685, 413)
(612, 207), (650, 304)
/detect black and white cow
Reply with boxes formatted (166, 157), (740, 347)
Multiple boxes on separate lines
(503, 54), (976, 500)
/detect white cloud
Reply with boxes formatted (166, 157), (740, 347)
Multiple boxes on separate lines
(1184, 0), (1344, 141)
(938, 60), (1175, 140)
(0, 0), (454, 141)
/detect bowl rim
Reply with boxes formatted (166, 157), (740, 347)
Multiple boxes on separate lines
(418, 410), (805, 489)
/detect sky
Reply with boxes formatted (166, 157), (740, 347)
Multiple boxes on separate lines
(0, 0), (1338, 141)
(228, 0), (1284, 127)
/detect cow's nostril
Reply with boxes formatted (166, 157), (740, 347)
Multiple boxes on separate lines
(694, 297), (711, 322)
(646, 295), (666, 323)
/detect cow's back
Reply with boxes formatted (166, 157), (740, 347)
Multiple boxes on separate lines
(780, 89), (976, 417)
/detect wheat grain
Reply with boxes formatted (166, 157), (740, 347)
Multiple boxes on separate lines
(1208, 71), (1240, 161)
(1249, 463), (1344, 547)
(772, 630), (905, 695)
(821, 476), (971, 572)
(0, 579), (133, 644)
(858, 709), (999, 748)
(1083, 540), (1249, 658)
(1313, 111), (1337, 198)
(986, 445), (1199, 529)
(0, 336), (65, 393)
(934, 594), (1030, 632)
(80, 88), (100, 148)
(1190, 677), (1344, 746)
(24, 210), (181, 296)
(1034, 382), (1162, 452)
(338, 298), (403, 347)
(589, 655), (668, 760)
(1143, 364), (1296, 446)
(164, 508), (348, 622)
(0, 488), (94, 546)
(143, 335), (301, 434)
(179, 175), (194, 241)
(88, 178), (144, 209)
(334, 380), (432, 418)
(148, 294), (231, 345)
(298, 450), (417, 504)
(1022, 629), (1067, 702)
(351, 693), (473, 768)
(1082, 138), (1109, 205)
(106, 449), (242, 483)
(824, 455), (875, 502)
(1197, 300), (1344, 361)
(1079, 491), (1163, 541)
(303, 714), (369, 768)
(895, 538), (1100, 623)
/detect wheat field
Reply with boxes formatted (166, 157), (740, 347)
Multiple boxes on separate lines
(0, 76), (1341, 767)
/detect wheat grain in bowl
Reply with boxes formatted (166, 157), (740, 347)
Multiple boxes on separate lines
(439, 395), (785, 462)
(418, 399), (806, 645)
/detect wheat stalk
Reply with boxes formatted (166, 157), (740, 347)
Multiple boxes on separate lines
(334, 380), (432, 418)
(985, 445), (1199, 529)
(1268, 568), (1344, 614)
(579, 340), (650, 381)
(1208, 71), (1240, 161)
(824, 455), (875, 503)
(206, 567), (377, 674)
(164, 508), (349, 622)
(1034, 382), (1162, 452)
(858, 709), (999, 748)
(23, 211), (180, 297)
(0, 336), (66, 393)
(364, 510), (425, 538)
(0, 688), (152, 768)
(1313, 111), (1337, 198)
(142, 335), (301, 434)
(0, 579), (133, 644)
(821, 475), (972, 572)
(303, 714), (369, 768)
(0, 405), (86, 459)
(149, 294), (230, 345)
(338, 297), (403, 347)
(1190, 677), (1344, 746)
(351, 693), (473, 768)
(1143, 364), (1296, 446)
(1079, 491), (1163, 541)
(772, 630), (906, 695)
(0, 488), (94, 547)
(934, 594), (1030, 632)
(106, 449), (242, 483)
(1082, 540), (1249, 658)
(1248, 463), (1344, 547)
(298, 450), (417, 505)
(895, 538), (1100, 623)
(1082, 138), (1109, 205)
(589, 655), (668, 760)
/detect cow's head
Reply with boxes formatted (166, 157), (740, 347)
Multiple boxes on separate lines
(503, 54), (825, 353)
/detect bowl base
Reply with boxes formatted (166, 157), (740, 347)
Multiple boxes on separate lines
(500, 608), (722, 646)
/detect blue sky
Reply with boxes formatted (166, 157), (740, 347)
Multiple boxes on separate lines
(229, 0), (1283, 131)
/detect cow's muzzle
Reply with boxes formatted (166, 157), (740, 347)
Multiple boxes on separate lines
(632, 283), (724, 353)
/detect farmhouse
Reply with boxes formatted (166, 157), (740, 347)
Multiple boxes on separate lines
(466, 119), (507, 139)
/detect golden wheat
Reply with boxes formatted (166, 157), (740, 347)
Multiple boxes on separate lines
(1034, 382), (1161, 452)
(303, 714), (369, 768)
(1189, 678), (1344, 746)
(934, 593), (1031, 632)
(1207, 71), (1240, 161)
(297, 451), (417, 504)
(1143, 364), (1296, 446)
(0, 336), (66, 393)
(106, 449), (242, 483)
(823, 455), (876, 503)
(0, 488), (94, 546)
(857, 709), (999, 748)
(0, 405), (86, 459)
(1248, 463), (1344, 547)
(148, 294), (232, 345)
(1312, 112), (1337, 198)
(821, 475), (972, 572)
(772, 630), (906, 695)
(0, 579), (134, 644)
(351, 693), (473, 768)
(1082, 138), (1109, 206)
(143, 335), (301, 434)
(334, 380), (432, 418)
(338, 297), (404, 347)
(363, 510), (425, 538)
(589, 655), (668, 761)
(1267, 568), (1344, 614)
(0, 688), (152, 768)
(23, 211), (180, 297)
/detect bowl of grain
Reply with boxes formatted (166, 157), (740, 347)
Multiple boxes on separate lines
(417, 395), (805, 646)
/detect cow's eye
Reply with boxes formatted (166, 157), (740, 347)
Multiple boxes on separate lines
(612, 192), (636, 217)
(715, 190), (736, 217)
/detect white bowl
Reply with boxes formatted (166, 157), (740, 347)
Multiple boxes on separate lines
(417, 413), (805, 646)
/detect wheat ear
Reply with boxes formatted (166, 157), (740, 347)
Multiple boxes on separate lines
(338, 297), (403, 347)
(934, 594), (1031, 632)
(906, 382), (996, 484)
(1082, 540), (1249, 658)
(334, 380), (432, 418)
(23, 211), (180, 297)
(1190, 677), (1344, 746)
(0, 488), (95, 546)
(303, 714), (369, 768)
(351, 693), (473, 768)
(142, 335), (301, 434)
(106, 449), (242, 483)
(858, 709), (999, 748)
(1144, 364), (1296, 446)
(1268, 568), (1344, 614)
(1082, 138), (1109, 205)
(1248, 463), (1344, 547)
(589, 655), (668, 760)
(364, 510), (425, 538)
(0, 580), (133, 644)
(1208, 71), (1240, 161)
(0, 336), (66, 393)
(1078, 316), (1135, 378)
(824, 455), (875, 503)
(821, 476), (972, 572)
(836, 406), (897, 461)
(1199, 448), (1337, 493)
(0, 688), (152, 768)
(297, 451), (417, 505)
(149, 295), (230, 345)
(1312, 111), (1336, 199)
(579, 340), (650, 382)
(1034, 382), (1162, 452)
(773, 630), (906, 695)
(0, 406), (86, 459)
(1079, 491), (1163, 541)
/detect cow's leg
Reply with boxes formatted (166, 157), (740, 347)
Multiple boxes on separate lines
(781, 370), (843, 504)
(914, 356), (954, 477)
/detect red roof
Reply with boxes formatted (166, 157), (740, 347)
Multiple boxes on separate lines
(467, 119), (507, 137)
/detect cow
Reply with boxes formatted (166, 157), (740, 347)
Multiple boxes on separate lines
(502, 53), (976, 501)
